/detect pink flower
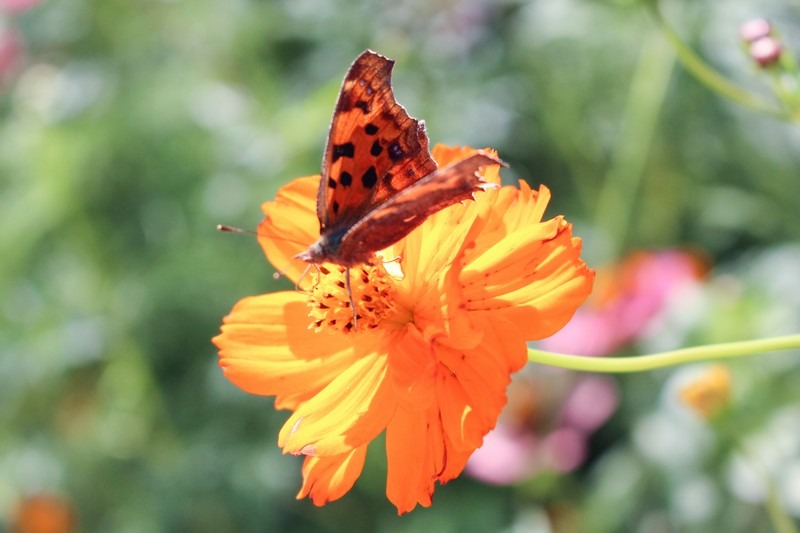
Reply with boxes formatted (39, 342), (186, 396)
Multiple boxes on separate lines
(0, 0), (40, 14)
(466, 371), (618, 484)
(0, 28), (23, 83)
(539, 250), (706, 356)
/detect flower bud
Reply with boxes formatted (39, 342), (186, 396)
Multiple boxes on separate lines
(749, 36), (782, 67)
(739, 18), (772, 43)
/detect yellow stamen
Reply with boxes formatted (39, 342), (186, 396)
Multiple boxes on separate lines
(306, 263), (396, 333)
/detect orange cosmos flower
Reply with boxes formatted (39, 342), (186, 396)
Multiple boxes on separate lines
(213, 145), (594, 514)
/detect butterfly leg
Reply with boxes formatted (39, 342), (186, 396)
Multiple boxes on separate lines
(291, 263), (319, 294)
(344, 266), (357, 330)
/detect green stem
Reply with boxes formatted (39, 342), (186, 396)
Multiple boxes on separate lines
(646, 4), (788, 119)
(765, 469), (800, 533)
(735, 440), (800, 533)
(527, 335), (800, 372)
(593, 29), (674, 257)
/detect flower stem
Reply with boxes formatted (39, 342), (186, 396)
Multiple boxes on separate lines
(646, 4), (788, 119)
(735, 440), (800, 533)
(765, 465), (800, 533)
(593, 29), (674, 257)
(527, 335), (800, 373)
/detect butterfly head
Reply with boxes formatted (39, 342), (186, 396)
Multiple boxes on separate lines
(294, 238), (327, 265)
(295, 228), (373, 267)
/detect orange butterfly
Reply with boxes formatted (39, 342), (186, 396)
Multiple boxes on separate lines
(295, 50), (503, 316)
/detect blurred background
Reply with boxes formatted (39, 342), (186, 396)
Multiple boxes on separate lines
(1, 0), (799, 531)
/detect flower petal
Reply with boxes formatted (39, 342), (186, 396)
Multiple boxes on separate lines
(385, 407), (437, 514)
(297, 446), (367, 506)
(436, 316), (527, 452)
(397, 181), (553, 351)
(385, 405), (480, 514)
(387, 193), (488, 353)
(431, 144), (501, 186)
(387, 324), (437, 412)
(258, 175), (320, 283)
(279, 339), (398, 457)
(213, 292), (359, 410)
(392, 198), (480, 305)
(462, 217), (594, 340)
(388, 146), (501, 308)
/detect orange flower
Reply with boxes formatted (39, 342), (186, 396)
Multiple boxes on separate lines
(13, 493), (75, 533)
(213, 145), (594, 514)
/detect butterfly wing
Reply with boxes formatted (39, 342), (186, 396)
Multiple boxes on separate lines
(318, 50), (438, 232)
(335, 151), (504, 260)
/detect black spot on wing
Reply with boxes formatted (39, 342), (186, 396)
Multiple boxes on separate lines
(361, 166), (378, 189)
(365, 123), (378, 135)
(332, 143), (355, 162)
(332, 201), (340, 214)
(355, 101), (370, 114)
(381, 172), (401, 194)
(328, 177), (337, 189)
(370, 140), (382, 157)
(340, 171), (352, 187)
(388, 141), (404, 161)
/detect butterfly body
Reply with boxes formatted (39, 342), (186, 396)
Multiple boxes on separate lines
(296, 50), (503, 269)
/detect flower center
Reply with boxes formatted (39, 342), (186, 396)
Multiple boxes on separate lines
(306, 263), (396, 334)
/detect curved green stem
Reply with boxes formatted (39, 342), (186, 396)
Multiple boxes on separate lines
(647, 4), (789, 119)
(527, 335), (800, 373)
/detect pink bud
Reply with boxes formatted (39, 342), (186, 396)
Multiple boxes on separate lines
(740, 18), (772, 43)
(750, 36), (782, 67)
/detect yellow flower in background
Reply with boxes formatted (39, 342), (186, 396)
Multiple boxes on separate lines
(680, 365), (732, 419)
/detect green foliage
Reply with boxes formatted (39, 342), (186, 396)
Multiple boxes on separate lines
(1, 0), (798, 531)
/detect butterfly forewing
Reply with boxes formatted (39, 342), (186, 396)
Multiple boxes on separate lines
(319, 50), (437, 231)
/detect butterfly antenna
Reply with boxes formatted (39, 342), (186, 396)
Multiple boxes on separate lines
(345, 266), (357, 330)
(220, 225), (310, 284)
(220, 224), (314, 251)
(216, 224), (257, 235)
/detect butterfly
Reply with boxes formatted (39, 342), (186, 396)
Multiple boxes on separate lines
(294, 50), (504, 324)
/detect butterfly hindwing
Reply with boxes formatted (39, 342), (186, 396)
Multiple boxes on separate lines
(319, 50), (437, 231)
(336, 151), (503, 259)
